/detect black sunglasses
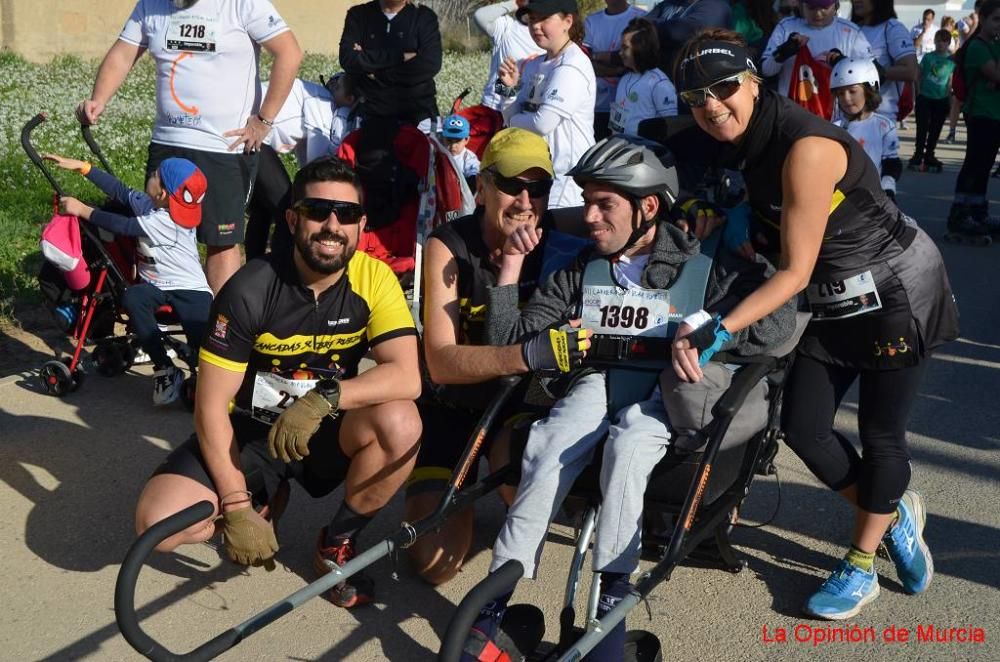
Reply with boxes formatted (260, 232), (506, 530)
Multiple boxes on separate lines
(293, 198), (365, 224)
(679, 73), (746, 109)
(486, 170), (554, 199)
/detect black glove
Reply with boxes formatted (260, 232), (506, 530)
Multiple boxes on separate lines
(827, 49), (846, 66)
(522, 327), (590, 373)
(884, 189), (896, 202)
(774, 34), (801, 63)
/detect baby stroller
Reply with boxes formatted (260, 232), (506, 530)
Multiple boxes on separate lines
(337, 117), (475, 321)
(448, 88), (504, 160)
(22, 113), (197, 403)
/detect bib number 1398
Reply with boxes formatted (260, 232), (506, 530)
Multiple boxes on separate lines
(599, 305), (649, 330)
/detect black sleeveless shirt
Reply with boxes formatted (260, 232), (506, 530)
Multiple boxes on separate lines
(725, 90), (915, 283)
(423, 210), (549, 409)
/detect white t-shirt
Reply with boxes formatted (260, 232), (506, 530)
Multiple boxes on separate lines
(479, 6), (545, 111)
(261, 78), (356, 166)
(505, 43), (597, 209)
(134, 208), (211, 292)
(762, 17), (873, 98)
(119, 0), (289, 153)
(834, 112), (899, 192)
(610, 69), (677, 136)
(453, 148), (481, 178)
(911, 22), (939, 60)
(583, 6), (647, 112)
(860, 20), (915, 117)
(613, 253), (649, 289)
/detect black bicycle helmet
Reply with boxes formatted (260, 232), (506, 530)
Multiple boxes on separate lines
(567, 135), (678, 204)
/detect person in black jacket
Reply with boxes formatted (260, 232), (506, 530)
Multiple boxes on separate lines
(339, 0), (443, 126)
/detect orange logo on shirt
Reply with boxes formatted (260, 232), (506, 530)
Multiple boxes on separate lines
(169, 52), (199, 115)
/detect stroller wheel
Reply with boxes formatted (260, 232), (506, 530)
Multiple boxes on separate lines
(40, 359), (79, 397)
(181, 374), (197, 411)
(93, 339), (132, 377)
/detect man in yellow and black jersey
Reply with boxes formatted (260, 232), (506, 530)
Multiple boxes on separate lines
(135, 157), (421, 609)
(405, 128), (592, 585)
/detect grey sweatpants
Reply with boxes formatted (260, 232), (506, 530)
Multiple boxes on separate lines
(490, 372), (674, 578)
(491, 372), (610, 578)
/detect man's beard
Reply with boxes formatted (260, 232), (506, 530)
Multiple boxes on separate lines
(295, 228), (356, 275)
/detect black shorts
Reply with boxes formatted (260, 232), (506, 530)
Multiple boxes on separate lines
(407, 399), (539, 495)
(146, 142), (258, 247)
(151, 416), (350, 507)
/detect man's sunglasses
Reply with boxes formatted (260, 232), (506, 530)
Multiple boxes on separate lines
(486, 170), (554, 199)
(679, 73), (746, 109)
(293, 198), (365, 224)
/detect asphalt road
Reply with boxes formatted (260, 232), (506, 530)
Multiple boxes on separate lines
(0, 126), (997, 662)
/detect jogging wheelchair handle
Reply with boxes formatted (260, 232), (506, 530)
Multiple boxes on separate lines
(116, 378), (524, 661)
(21, 113), (66, 197)
(115, 499), (240, 662)
(438, 560), (525, 662)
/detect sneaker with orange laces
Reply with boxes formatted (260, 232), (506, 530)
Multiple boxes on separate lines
(313, 528), (375, 608)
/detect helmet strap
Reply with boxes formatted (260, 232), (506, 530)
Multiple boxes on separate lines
(609, 198), (655, 263)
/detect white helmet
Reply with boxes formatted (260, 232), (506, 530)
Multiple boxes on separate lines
(830, 58), (880, 91)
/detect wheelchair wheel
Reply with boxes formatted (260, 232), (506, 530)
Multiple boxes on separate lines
(181, 374), (197, 411)
(93, 338), (134, 377)
(40, 358), (82, 397)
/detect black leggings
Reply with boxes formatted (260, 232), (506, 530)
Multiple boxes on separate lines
(954, 115), (1000, 201)
(913, 95), (949, 160)
(244, 144), (293, 260)
(780, 353), (927, 514)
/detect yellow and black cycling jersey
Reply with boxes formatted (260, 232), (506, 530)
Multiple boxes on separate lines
(200, 249), (416, 415)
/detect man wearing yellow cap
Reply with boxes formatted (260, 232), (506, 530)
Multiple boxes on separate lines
(404, 128), (591, 585)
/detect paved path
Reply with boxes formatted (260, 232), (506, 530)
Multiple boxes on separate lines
(1, 127), (997, 662)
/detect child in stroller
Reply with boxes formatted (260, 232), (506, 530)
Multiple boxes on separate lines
(45, 154), (212, 406)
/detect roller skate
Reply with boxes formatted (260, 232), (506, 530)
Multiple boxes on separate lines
(943, 205), (991, 246)
(907, 155), (924, 172)
(970, 204), (1000, 236)
(942, 129), (957, 145)
(923, 156), (943, 173)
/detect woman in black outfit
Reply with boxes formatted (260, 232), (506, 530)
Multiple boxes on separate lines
(670, 28), (958, 620)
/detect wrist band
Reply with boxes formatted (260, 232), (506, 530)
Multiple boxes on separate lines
(256, 113), (274, 127)
(220, 489), (253, 508)
(682, 309), (713, 330)
(78, 162), (92, 176)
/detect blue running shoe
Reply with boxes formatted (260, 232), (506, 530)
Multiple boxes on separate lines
(803, 560), (880, 620)
(882, 489), (933, 594)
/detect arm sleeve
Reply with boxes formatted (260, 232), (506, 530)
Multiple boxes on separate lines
(705, 251), (796, 357)
(87, 209), (149, 238)
(84, 168), (155, 217)
(339, 6), (377, 74)
(474, 2), (516, 38)
(379, 9), (443, 84)
(240, 0), (289, 43)
(760, 21), (788, 77)
(199, 273), (260, 373)
(118, 1), (147, 47)
(507, 63), (591, 135)
(486, 261), (584, 344)
(886, 20), (916, 62)
(366, 259), (418, 345)
(653, 78), (678, 117)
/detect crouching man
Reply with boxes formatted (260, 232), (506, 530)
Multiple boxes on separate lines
(134, 157), (422, 609)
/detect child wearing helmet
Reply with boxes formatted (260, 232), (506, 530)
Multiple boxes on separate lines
(440, 114), (481, 180)
(830, 57), (904, 200)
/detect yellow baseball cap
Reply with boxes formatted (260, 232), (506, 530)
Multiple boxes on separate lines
(480, 128), (554, 178)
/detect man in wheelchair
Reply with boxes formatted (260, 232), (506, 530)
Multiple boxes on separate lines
(463, 136), (798, 660)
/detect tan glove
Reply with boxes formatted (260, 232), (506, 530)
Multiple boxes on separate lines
(221, 506), (279, 570)
(267, 389), (333, 463)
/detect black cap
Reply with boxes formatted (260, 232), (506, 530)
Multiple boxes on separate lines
(516, 0), (579, 23)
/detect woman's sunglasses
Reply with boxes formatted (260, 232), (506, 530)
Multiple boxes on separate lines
(487, 170), (554, 199)
(679, 73), (747, 109)
(293, 198), (365, 224)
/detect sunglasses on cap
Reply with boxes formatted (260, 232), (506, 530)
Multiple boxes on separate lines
(680, 73), (747, 109)
(486, 169), (554, 199)
(293, 198), (365, 224)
